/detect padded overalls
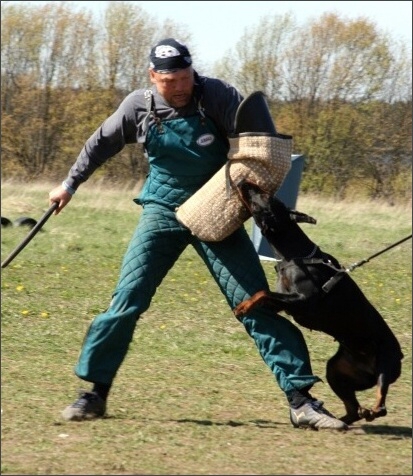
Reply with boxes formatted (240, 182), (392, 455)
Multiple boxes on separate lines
(74, 105), (321, 395)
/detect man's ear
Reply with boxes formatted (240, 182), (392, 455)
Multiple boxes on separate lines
(149, 69), (156, 84)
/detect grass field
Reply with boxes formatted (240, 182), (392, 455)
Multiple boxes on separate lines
(1, 181), (412, 475)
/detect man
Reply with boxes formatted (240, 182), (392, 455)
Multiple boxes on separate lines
(49, 38), (347, 430)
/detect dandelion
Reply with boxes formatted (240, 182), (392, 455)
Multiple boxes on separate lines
(40, 312), (49, 318)
(21, 310), (29, 315)
(160, 325), (166, 329)
(16, 285), (24, 291)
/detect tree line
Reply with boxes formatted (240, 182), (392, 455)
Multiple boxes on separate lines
(1, 1), (411, 202)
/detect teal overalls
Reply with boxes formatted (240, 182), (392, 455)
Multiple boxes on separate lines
(74, 103), (321, 395)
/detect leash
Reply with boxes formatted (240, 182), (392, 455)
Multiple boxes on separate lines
(346, 234), (412, 272)
(305, 234), (412, 292)
(275, 234), (412, 294)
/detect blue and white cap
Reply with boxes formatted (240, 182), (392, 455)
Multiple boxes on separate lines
(149, 38), (192, 73)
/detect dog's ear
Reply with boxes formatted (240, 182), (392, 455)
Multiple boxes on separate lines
(289, 210), (317, 225)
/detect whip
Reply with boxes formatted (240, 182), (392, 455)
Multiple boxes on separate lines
(1, 202), (58, 269)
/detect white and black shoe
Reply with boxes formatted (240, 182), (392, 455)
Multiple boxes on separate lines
(61, 391), (106, 421)
(290, 400), (348, 431)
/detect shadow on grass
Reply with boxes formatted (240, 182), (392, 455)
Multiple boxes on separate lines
(360, 424), (412, 438)
(108, 415), (286, 428)
(175, 418), (283, 429)
(107, 415), (412, 437)
(176, 420), (412, 437)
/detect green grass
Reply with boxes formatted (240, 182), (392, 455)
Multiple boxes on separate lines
(1, 181), (412, 475)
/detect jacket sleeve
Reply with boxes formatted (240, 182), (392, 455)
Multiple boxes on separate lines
(64, 91), (143, 191)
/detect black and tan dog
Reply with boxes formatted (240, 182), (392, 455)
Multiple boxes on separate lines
(234, 179), (403, 425)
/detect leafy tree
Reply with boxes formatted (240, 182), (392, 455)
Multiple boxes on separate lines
(1, 3), (411, 201)
(1, 2), (97, 178)
(1, 1), (191, 183)
(214, 12), (411, 201)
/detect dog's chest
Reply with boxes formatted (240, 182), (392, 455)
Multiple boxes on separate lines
(276, 262), (331, 294)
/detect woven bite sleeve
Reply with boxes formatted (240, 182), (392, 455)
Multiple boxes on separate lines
(176, 134), (292, 241)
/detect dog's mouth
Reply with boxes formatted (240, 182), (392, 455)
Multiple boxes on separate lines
(236, 179), (317, 227)
(235, 179), (270, 214)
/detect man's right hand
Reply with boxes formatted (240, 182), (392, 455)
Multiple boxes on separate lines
(49, 184), (73, 215)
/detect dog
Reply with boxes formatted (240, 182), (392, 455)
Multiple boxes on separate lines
(234, 179), (404, 425)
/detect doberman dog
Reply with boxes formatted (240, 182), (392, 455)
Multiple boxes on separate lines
(234, 179), (404, 425)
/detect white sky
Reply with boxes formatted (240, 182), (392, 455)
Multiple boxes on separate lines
(3, 1), (412, 67)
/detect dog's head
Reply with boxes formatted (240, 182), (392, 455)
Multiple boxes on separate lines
(236, 179), (316, 233)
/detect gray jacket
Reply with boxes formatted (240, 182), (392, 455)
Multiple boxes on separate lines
(64, 74), (243, 191)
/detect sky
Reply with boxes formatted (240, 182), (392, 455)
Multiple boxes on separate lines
(3, 1), (412, 67)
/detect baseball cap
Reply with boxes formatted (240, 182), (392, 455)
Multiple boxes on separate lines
(149, 38), (192, 73)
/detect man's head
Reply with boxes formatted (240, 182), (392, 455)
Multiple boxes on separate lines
(149, 38), (195, 108)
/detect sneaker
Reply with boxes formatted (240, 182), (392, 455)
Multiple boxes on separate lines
(61, 391), (106, 421)
(290, 400), (348, 431)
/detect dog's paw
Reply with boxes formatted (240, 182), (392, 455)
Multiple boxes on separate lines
(359, 406), (387, 422)
(370, 406), (387, 420)
(358, 407), (370, 419)
(233, 302), (250, 317)
(340, 413), (361, 425)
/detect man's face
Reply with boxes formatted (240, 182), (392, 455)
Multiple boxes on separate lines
(149, 67), (195, 108)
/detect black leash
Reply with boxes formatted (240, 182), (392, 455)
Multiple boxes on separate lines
(346, 234), (412, 272)
(322, 233), (411, 292)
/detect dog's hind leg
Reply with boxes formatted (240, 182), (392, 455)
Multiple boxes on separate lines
(326, 354), (363, 425)
(364, 373), (388, 421)
(366, 355), (402, 421)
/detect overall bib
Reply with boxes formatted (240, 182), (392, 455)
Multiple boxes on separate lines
(74, 111), (321, 395)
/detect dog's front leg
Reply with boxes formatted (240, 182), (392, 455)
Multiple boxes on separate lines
(233, 289), (303, 317)
(233, 290), (270, 316)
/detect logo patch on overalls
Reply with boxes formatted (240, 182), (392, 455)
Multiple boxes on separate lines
(197, 134), (215, 147)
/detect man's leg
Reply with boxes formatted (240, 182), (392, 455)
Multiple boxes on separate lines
(62, 205), (190, 420)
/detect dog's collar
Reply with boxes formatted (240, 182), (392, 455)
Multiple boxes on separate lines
(302, 244), (318, 259)
(275, 244), (319, 262)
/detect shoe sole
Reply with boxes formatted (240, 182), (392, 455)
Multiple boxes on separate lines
(291, 421), (348, 431)
(61, 409), (105, 421)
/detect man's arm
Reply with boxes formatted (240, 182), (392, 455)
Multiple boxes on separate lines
(63, 91), (142, 192)
(49, 91), (144, 213)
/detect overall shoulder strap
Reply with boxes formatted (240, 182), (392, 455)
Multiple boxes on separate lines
(138, 89), (163, 144)
(193, 72), (206, 123)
